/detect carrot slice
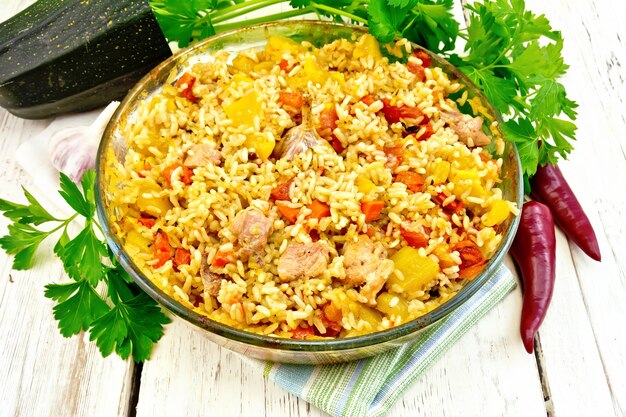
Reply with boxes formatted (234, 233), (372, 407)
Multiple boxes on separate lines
(317, 103), (338, 139)
(278, 91), (303, 108)
(174, 248), (191, 269)
(270, 178), (294, 201)
(291, 326), (315, 340)
(400, 226), (429, 248)
(211, 250), (234, 267)
(413, 50), (431, 68)
(277, 205), (300, 224)
(458, 259), (488, 280)
(395, 171), (425, 193)
(176, 73), (199, 103)
(162, 163), (193, 186)
(383, 145), (404, 170)
(153, 230), (173, 268)
(306, 200), (331, 221)
(361, 200), (385, 222)
(329, 137), (345, 153)
(452, 240), (484, 270)
(138, 217), (156, 228)
(278, 59), (292, 72)
(360, 95), (376, 106)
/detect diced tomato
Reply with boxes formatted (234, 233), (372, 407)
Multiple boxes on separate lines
(278, 59), (292, 72)
(417, 123), (434, 141)
(452, 240), (485, 279)
(270, 178), (294, 201)
(162, 163), (193, 186)
(360, 95), (376, 106)
(434, 192), (464, 215)
(383, 145), (404, 170)
(278, 91), (303, 108)
(458, 259), (488, 280)
(329, 136), (345, 153)
(380, 99), (424, 124)
(211, 250), (234, 267)
(138, 217), (156, 228)
(176, 73), (199, 103)
(174, 248), (191, 269)
(277, 205), (300, 224)
(361, 200), (385, 222)
(291, 326), (315, 340)
(306, 200), (331, 221)
(413, 50), (431, 68)
(395, 171), (425, 193)
(407, 61), (426, 82)
(400, 226), (430, 248)
(153, 230), (173, 268)
(317, 103), (338, 139)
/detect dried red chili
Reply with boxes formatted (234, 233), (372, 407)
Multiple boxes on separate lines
(530, 163), (600, 261)
(510, 201), (556, 353)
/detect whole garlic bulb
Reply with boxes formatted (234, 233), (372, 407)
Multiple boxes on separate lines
(48, 102), (119, 183)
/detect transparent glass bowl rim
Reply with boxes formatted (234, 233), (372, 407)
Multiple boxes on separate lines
(95, 20), (524, 353)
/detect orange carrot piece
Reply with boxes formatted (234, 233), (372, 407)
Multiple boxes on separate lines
(174, 248), (191, 268)
(291, 326), (315, 340)
(458, 259), (488, 280)
(361, 200), (385, 222)
(277, 205), (301, 224)
(176, 73), (199, 103)
(278, 91), (303, 108)
(383, 145), (404, 170)
(270, 178), (294, 201)
(317, 104), (338, 139)
(395, 171), (425, 193)
(328, 136), (345, 153)
(211, 250), (234, 267)
(400, 226), (429, 248)
(360, 95), (376, 106)
(306, 200), (330, 221)
(278, 59), (292, 72)
(138, 217), (156, 228)
(153, 230), (173, 268)
(162, 163), (193, 186)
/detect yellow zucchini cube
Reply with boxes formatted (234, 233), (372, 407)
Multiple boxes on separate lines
(388, 247), (440, 292)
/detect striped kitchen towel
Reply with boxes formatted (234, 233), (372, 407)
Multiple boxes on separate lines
(244, 265), (516, 417)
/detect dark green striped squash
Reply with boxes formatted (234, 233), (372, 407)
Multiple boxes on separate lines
(0, 0), (172, 119)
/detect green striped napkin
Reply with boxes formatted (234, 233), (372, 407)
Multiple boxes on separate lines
(244, 265), (516, 417)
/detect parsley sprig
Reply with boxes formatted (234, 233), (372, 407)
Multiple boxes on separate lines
(0, 171), (170, 362)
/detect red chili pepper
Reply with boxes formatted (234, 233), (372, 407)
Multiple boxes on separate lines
(510, 201), (556, 354)
(530, 163), (601, 261)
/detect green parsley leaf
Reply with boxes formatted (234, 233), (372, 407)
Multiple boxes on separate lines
(59, 173), (92, 219)
(0, 223), (51, 270)
(460, 66), (517, 115)
(0, 188), (59, 226)
(56, 223), (106, 285)
(502, 118), (539, 176)
(368, 0), (407, 43)
(45, 281), (110, 337)
(90, 290), (170, 362)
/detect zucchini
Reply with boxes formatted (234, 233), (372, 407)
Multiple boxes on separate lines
(0, 0), (172, 119)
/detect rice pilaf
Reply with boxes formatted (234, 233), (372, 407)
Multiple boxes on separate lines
(105, 33), (517, 339)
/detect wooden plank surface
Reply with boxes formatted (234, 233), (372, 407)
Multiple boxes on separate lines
(0, 0), (625, 416)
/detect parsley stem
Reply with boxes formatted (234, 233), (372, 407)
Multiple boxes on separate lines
(311, 3), (367, 24)
(211, 9), (313, 32)
(211, 0), (287, 24)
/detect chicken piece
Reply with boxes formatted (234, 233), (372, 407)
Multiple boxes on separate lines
(184, 144), (222, 167)
(277, 241), (330, 282)
(441, 110), (491, 147)
(343, 235), (394, 304)
(200, 255), (222, 296)
(231, 207), (273, 263)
